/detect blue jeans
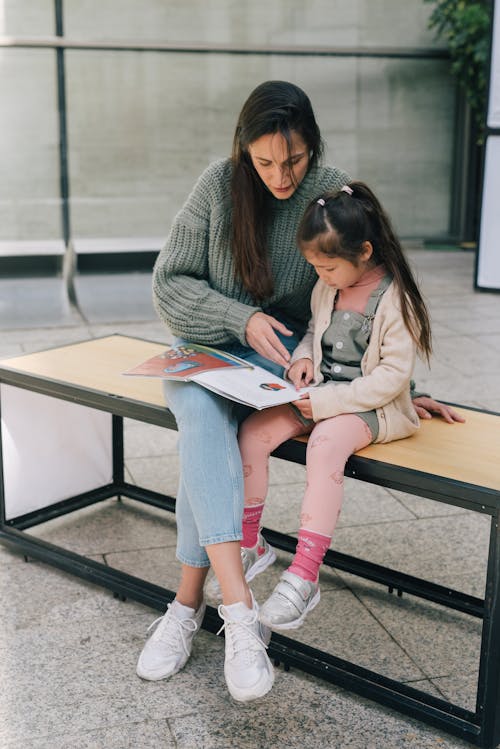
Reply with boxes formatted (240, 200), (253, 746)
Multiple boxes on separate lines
(163, 334), (299, 567)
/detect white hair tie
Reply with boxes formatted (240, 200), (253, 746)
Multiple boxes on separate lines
(341, 185), (353, 196)
(316, 198), (325, 206)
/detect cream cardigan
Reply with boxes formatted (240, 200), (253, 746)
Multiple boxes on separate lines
(290, 279), (420, 444)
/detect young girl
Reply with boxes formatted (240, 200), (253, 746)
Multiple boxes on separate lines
(237, 181), (432, 631)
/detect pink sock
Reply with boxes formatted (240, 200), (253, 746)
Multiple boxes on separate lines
(242, 503), (265, 549)
(288, 528), (332, 582)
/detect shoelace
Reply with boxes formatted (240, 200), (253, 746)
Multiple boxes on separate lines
(148, 604), (198, 657)
(216, 605), (268, 665)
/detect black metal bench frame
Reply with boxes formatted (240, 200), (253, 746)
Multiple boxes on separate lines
(0, 353), (499, 749)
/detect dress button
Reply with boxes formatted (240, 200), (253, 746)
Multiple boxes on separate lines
(335, 341), (343, 350)
(343, 312), (350, 320)
(333, 365), (342, 373)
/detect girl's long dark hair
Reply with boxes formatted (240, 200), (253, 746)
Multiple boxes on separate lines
(231, 80), (324, 301)
(297, 181), (432, 361)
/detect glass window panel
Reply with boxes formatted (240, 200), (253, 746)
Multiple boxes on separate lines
(63, 0), (440, 49)
(0, 0), (55, 36)
(66, 50), (453, 241)
(0, 48), (62, 243)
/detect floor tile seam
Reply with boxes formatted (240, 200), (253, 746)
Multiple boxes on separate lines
(389, 508), (476, 523)
(333, 515), (450, 533)
(334, 515), (420, 530)
(0, 715), (175, 749)
(267, 480), (308, 488)
(337, 511), (485, 531)
(165, 716), (180, 748)
(336, 572), (485, 620)
(343, 582), (449, 698)
(22, 543), (177, 561)
(102, 541), (178, 558)
(344, 583), (483, 698)
(7, 321), (90, 335)
(427, 669), (479, 683)
(384, 490), (419, 519)
(386, 490), (473, 520)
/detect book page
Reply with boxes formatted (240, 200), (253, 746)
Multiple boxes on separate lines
(193, 364), (312, 409)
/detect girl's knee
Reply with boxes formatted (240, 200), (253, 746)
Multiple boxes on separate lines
(239, 415), (263, 450)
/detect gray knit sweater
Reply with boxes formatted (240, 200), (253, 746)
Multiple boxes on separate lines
(152, 158), (350, 346)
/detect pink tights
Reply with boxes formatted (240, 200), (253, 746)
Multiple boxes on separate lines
(238, 406), (373, 581)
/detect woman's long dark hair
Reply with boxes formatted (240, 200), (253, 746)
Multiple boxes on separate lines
(231, 80), (324, 301)
(297, 181), (432, 361)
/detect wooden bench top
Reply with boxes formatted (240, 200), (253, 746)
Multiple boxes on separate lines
(1, 334), (499, 494)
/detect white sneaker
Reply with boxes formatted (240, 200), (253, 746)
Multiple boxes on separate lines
(217, 593), (274, 702)
(206, 534), (276, 600)
(259, 570), (320, 631)
(136, 599), (206, 681)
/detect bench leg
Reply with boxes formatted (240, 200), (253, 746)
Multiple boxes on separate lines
(477, 510), (500, 749)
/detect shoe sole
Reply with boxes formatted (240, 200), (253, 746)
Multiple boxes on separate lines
(136, 659), (186, 681)
(259, 588), (321, 631)
(225, 664), (275, 702)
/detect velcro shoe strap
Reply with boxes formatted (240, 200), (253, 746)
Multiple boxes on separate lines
(274, 572), (314, 614)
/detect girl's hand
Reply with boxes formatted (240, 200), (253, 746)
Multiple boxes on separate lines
(287, 358), (314, 389)
(412, 396), (466, 424)
(245, 312), (293, 368)
(293, 393), (313, 420)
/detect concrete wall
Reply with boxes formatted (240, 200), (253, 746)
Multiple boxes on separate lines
(0, 0), (455, 249)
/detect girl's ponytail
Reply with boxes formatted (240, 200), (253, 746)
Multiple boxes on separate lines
(298, 181), (432, 362)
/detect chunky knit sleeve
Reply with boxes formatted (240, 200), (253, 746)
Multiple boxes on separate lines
(152, 160), (259, 345)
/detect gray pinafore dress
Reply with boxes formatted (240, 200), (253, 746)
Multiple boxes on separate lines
(292, 275), (393, 440)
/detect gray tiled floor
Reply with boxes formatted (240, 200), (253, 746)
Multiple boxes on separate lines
(1, 250), (499, 748)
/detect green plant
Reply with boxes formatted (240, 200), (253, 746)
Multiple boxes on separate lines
(424, 0), (491, 136)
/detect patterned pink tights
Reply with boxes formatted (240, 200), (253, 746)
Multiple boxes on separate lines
(239, 406), (373, 581)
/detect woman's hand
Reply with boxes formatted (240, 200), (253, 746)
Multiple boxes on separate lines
(287, 358), (314, 389)
(245, 312), (293, 368)
(293, 393), (313, 420)
(412, 396), (466, 423)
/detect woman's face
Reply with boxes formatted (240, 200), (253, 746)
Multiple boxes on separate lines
(247, 131), (310, 200)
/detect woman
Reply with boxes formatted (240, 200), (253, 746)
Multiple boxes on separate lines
(136, 80), (461, 703)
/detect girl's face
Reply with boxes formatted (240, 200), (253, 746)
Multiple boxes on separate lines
(303, 242), (373, 291)
(247, 131), (310, 200)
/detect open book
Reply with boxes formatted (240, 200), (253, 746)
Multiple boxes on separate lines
(123, 343), (312, 410)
